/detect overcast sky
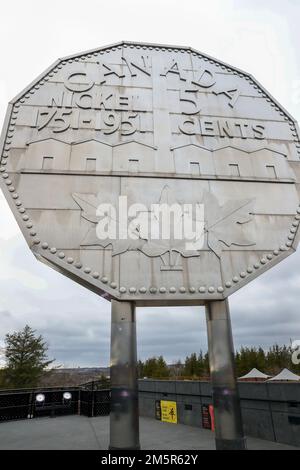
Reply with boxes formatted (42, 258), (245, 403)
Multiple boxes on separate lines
(0, 0), (300, 367)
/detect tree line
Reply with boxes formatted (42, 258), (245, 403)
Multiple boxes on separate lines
(0, 325), (300, 389)
(138, 345), (300, 379)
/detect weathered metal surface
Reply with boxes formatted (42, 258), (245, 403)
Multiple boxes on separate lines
(109, 300), (140, 450)
(206, 299), (246, 449)
(1, 41), (300, 304)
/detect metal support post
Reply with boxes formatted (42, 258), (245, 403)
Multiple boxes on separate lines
(205, 299), (246, 450)
(109, 299), (140, 450)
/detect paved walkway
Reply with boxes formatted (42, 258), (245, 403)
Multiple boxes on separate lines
(0, 415), (297, 450)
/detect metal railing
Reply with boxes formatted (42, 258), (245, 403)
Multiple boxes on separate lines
(0, 385), (110, 422)
(80, 389), (110, 417)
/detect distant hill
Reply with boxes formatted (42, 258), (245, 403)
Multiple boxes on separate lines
(38, 367), (110, 388)
(55, 367), (109, 375)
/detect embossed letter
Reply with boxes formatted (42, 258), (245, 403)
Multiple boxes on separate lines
(64, 72), (94, 93)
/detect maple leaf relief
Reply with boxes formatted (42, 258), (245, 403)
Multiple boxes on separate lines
(72, 187), (256, 261)
(203, 191), (255, 258)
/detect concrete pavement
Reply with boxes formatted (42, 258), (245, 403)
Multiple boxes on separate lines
(0, 415), (297, 450)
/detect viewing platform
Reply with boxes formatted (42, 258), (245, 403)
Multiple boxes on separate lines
(0, 415), (297, 450)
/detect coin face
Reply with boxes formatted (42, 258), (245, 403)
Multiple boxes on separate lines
(1, 41), (300, 305)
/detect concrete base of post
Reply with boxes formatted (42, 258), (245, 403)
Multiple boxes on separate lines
(215, 438), (247, 450)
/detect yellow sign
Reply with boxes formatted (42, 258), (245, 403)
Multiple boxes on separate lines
(160, 400), (177, 424)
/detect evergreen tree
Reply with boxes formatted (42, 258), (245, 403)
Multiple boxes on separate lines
(183, 353), (201, 377)
(266, 344), (299, 374)
(156, 355), (170, 378)
(4, 325), (54, 388)
(134, 342), (300, 381)
(143, 357), (158, 378)
(141, 356), (170, 378)
(201, 351), (210, 377)
(137, 359), (145, 378)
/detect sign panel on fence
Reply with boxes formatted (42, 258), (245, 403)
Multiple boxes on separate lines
(155, 399), (162, 420)
(161, 400), (177, 424)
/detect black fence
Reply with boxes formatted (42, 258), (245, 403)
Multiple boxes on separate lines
(0, 387), (110, 422)
(0, 390), (32, 421)
(34, 389), (80, 418)
(80, 390), (110, 417)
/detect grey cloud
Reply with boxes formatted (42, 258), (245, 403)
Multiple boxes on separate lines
(0, 0), (300, 366)
(0, 311), (11, 318)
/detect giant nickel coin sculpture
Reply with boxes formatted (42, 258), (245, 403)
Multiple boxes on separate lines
(1, 42), (299, 450)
